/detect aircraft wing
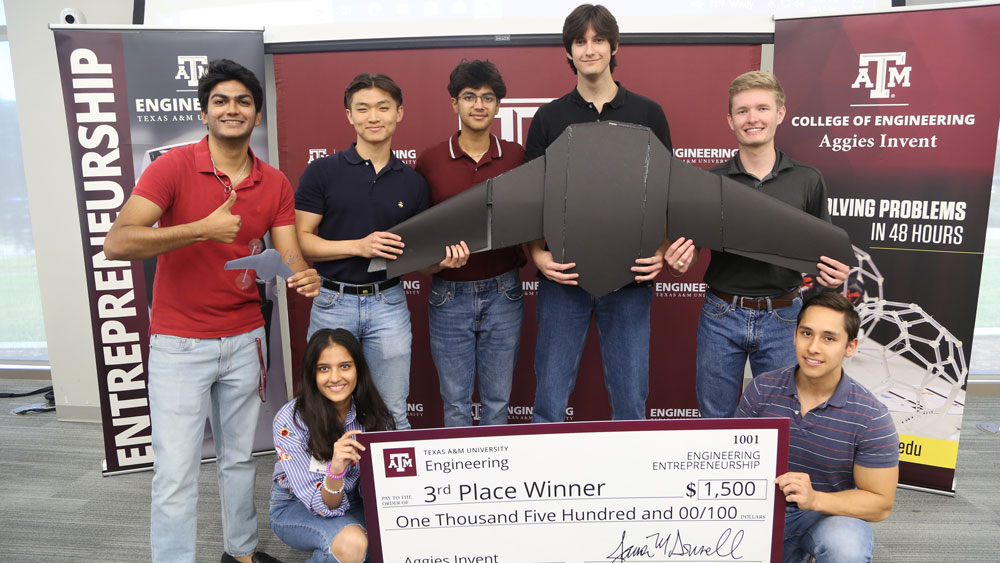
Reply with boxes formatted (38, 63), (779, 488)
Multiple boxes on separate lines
(368, 157), (545, 277)
(665, 157), (856, 272)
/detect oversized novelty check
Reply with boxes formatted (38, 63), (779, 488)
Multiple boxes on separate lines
(359, 418), (789, 563)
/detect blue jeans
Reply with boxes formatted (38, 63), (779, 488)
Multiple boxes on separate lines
(532, 279), (652, 422)
(783, 506), (873, 563)
(269, 484), (368, 563)
(696, 290), (801, 418)
(308, 281), (412, 430)
(148, 326), (266, 562)
(429, 269), (523, 427)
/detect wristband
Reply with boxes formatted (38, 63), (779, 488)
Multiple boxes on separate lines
(326, 461), (348, 480)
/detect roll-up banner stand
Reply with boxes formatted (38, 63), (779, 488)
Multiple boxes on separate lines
(53, 27), (288, 475)
(273, 40), (763, 427)
(774, 3), (1000, 493)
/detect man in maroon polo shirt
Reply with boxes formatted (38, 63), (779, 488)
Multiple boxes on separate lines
(415, 60), (526, 427)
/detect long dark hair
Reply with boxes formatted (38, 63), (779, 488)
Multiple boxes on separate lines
(294, 329), (395, 461)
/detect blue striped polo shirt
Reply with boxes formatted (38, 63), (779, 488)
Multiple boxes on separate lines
(737, 365), (899, 493)
(272, 399), (363, 517)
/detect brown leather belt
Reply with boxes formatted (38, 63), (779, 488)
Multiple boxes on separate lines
(709, 288), (799, 310)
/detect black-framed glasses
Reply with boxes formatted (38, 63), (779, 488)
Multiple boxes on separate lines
(459, 92), (497, 104)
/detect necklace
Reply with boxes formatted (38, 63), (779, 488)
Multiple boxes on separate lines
(210, 153), (250, 194)
(459, 139), (490, 159)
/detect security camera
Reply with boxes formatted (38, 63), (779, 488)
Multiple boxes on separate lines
(59, 8), (87, 25)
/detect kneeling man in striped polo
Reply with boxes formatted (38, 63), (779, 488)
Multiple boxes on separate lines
(737, 292), (899, 563)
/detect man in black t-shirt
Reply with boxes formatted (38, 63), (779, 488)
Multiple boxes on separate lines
(525, 4), (694, 423)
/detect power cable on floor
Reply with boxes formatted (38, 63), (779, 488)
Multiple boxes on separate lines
(0, 385), (52, 398)
(3, 386), (56, 415)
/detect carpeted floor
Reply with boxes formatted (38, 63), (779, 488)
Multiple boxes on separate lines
(1, 380), (997, 562)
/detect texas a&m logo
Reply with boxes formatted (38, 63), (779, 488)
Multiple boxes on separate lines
(307, 148), (328, 163)
(383, 447), (417, 477)
(175, 56), (208, 88)
(494, 98), (554, 145)
(851, 52), (911, 99)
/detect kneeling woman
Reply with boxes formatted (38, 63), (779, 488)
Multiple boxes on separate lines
(270, 329), (395, 563)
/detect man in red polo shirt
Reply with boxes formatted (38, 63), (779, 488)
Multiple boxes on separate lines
(105, 59), (319, 563)
(415, 60), (526, 427)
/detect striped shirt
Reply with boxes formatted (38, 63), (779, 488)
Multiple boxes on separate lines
(272, 398), (363, 517)
(737, 366), (898, 493)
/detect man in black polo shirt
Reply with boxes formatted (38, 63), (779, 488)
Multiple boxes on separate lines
(526, 4), (695, 423)
(691, 70), (850, 419)
(295, 73), (467, 430)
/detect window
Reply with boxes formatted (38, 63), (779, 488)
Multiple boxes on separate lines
(0, 1), (48, 363)
(969, 127), (1000, 376)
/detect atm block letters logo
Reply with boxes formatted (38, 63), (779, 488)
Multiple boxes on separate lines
(495, 98), (554, 144)
(175, 56), (208, 88)
(383, 447), (417, 477)
(851, 52), (911, 99)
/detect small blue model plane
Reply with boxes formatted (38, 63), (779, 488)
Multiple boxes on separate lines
(224, 248), (294, 281)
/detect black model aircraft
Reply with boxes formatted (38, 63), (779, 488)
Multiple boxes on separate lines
(369, 121), (854, 298)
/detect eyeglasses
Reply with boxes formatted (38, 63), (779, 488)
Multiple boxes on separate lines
(459, 92), (497, 104)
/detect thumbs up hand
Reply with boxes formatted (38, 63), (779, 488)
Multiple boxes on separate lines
(200, 191), (242, 243)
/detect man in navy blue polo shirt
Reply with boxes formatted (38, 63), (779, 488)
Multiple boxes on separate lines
(737, 293), (899, 563)
(295, 73), (467, 430)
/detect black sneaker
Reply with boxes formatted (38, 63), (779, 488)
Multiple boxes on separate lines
(221, 552), (283, 563)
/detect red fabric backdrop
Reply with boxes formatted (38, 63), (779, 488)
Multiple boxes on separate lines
(274, 43), (761, 427)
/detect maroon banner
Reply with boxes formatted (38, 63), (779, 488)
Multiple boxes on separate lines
(774, 5), (1000, 492)
(56, 31), (152, 473)
(275, 43), (761, 427)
